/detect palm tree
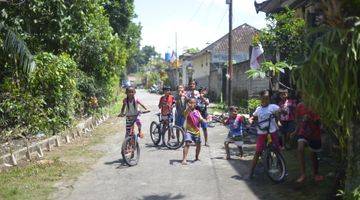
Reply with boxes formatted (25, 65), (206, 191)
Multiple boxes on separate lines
(0, 22), (35, 75)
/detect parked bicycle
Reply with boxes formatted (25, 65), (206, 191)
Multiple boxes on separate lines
(119, 110), (150, 166)
(149, 113), (184, 150)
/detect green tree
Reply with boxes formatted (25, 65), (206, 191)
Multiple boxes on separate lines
(184, 47), (200, 54)
(257, 8), (306, 64)
(296, 1), (360, 196)
(247, 9), (305, 90)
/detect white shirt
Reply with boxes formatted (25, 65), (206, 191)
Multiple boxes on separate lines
(253, 104), (280, 134)
(185, 90), (200, 99)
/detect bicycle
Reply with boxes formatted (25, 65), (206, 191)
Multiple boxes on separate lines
(119, 110), (150, 166)
(149, 113), (184, 150)
(248, 114), (287, 183)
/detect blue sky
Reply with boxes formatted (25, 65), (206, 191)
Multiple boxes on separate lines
(134, 0), (267, 56)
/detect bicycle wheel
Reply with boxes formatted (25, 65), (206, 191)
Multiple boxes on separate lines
(121, 136), (140, 166)
(150, 121), (161, 146)
(264, 148), (287, 183)
(163, 125), (184, 150)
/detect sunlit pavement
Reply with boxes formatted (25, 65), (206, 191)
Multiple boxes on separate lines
(52, 90), (264, 200)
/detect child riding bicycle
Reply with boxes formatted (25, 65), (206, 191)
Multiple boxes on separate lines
(158, 86), (176, 142)
(119, 86), (149, 138)
(248, 90), (281, 178)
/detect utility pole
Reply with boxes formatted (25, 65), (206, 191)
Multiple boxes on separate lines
(226, 0), (233, 107)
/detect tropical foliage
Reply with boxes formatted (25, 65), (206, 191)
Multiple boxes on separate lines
(247, 9), (305, 90)
(0, 0), (141, 139)
(296, 1), (360, 195)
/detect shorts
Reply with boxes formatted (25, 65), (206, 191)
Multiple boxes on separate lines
(256, 132), (280, 153)
(201, 121), (208, 130)
(297, 135), (322, 152)
(175, 113), (185, 127)
(184, 132), (202, 144)
(125, 116), (141, 137)
(225, 134), (243, 147)
(280, 121), (296, 135)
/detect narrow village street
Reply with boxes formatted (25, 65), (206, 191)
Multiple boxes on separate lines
(51, 90), (270, 200)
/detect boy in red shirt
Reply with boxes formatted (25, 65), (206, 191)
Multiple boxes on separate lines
(158, 86), (176, 142)
(293, 94), (324, 183)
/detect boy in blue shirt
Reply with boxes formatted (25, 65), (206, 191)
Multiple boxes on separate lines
(222, 106), (245, 159)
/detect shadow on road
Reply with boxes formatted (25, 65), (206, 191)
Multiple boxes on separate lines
(138, 193), (186, 200)
(104, 159), (130, 169)
(144, 143), (175, 151)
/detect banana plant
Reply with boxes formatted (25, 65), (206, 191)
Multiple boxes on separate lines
(0, 22), (35, 75)
(246, 61), (295, 79)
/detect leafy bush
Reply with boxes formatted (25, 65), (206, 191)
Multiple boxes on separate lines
(30, 52), (78, 135)
(248, 98), (261, 114)
(0, 78), (47, 140)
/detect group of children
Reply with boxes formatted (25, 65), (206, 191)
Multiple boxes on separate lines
(119, 82), (323, 183)
(156, 80), (210, 165)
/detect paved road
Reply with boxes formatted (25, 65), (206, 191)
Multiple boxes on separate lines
(53, 90), (267, 200)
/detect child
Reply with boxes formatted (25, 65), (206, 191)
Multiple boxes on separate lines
(175, 85), (186, 128)
(196, 87), (210, 146)
(249, 90), (280, 178)
(185, 80), (200, 99)
(278, 89), (297, 149)
(222, 106), (245, 159)
(293, 92), (323, 183)
(182, 98), (206, 165)
(158, 86), (176, 142)
(119, 86), (148, 138)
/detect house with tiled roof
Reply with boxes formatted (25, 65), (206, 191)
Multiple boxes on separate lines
(190, 23), (258, 88)
(189, 23), (269, 101)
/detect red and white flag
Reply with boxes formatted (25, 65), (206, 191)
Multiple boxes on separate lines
(250, 44), (264, 69)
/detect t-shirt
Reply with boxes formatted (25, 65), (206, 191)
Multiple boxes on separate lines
(279, 99), (296, 121)
(122, 98), (140, 116)
(253, 104), (280, 134)
(184, 109), (202, 136)
(175, 93), (187, 114)
(185, 90), (200, 99)
(295, 102), (321, 140)
(196, 97), (209, 118)
(159, 95), (175, 116)
(225, 114), (244, 136)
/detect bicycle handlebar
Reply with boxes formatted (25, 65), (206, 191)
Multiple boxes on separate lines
(118, 110), (151, 118)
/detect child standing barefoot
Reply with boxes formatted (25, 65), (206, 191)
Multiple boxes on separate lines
(294, 92), (323, 183)
(182, 98), (206, 165)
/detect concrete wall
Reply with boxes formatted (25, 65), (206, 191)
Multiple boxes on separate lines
(208, 60), (269, 103)
(209, 64), (224, 102)
(232, 60), (269, 99)
(192, 52), (211, 88)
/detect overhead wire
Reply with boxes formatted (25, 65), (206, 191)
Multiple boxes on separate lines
(187, 0), (206, 25)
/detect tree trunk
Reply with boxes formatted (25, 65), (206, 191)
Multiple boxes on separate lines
(345, 120), (360, 194)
